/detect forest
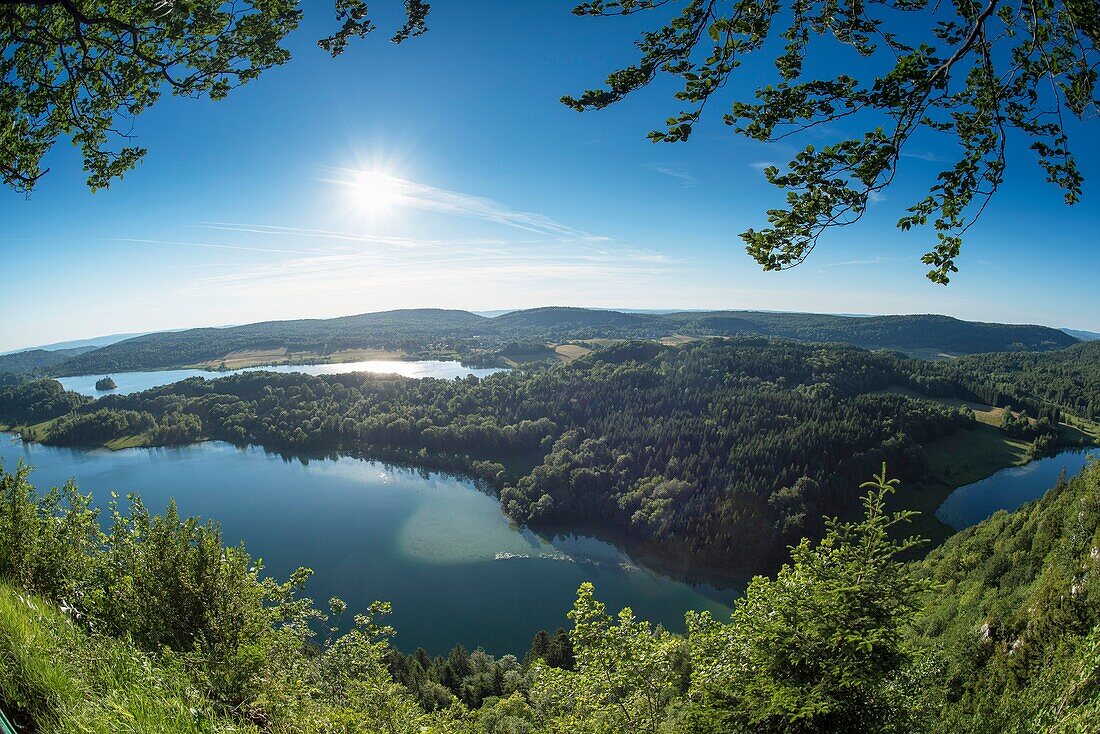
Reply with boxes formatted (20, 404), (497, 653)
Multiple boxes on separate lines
(16, 308), (1079, 377)
(3, 338), (1095, 572)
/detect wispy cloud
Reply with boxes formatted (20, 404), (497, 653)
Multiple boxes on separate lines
(901, 150), (946, 163)
(324, 169), (611, 241)
(749, 161), (777, 173)
(116, 172), (678, 306)
(821, 256), (901, 268)
(114, 238), (319, 256)
(648, 165), (696, 186)
(197, 223), (516, 251)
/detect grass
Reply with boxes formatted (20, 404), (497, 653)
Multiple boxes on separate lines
(657, 334), (700, 346)
(875, 385), (1006, 426)
(553, 344), (594, 362)
(923, 422), (1033, 486)
(880, 346), (961, 361)
(888, 422), (1032, 549)
(881, 382), (1100, 548)
(873, 385), (1050, 546)
(103, 433), (159, 451)
(190, 347), (406, 370)
(0, 582), (250, 734)
(1, 421), (202, 453)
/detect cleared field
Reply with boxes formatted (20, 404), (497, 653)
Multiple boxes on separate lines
(923, 422), (1032, 487)
(192, 347), (405, 370)
(658, 334), (701, 346)
(579, 338), (626, 348)
(554, 344), (594, 362)
(876, 385), (1005, 426)
(311, 348), (407, 363)
(890, 422), (1033, 549)
(192, 348), (288, 369)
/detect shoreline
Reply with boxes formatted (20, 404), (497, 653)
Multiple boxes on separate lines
(8, 425), (1093, 593)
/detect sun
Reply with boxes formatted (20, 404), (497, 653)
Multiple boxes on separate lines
(348, 170), (405, 218)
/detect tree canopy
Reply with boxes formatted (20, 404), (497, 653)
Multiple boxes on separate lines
(565, 0), (1099, 282)
(0, 0), (429, 192)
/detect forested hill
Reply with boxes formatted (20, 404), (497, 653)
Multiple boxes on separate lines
(664, 311), (1079, 354)
(41, 307), (1078, 375)
(0, 346), (94, 375)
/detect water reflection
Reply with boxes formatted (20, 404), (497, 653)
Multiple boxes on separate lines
(56, 360), (506, 397)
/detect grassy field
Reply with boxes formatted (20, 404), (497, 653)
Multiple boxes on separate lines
(103, 434), (159, 451)
(876, 385), (1008, 426)
(657, 334), (701, 346)
(191, 347), (406, 370)
(0, 583), (248, 734)
(0, 420), (173, 453)
(553, 344), (594, 362)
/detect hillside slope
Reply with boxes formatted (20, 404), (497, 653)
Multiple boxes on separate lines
(48, 308), (1078, 375)
(912, 458), (1100, 733)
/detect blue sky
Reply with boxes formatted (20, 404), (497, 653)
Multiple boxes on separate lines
(1, 3), (1097, 352)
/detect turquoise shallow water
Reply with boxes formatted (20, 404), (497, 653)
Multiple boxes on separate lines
(935, 448), (1095, 530)
(0, 435), (734, 656)
(57, 360), (505, 397)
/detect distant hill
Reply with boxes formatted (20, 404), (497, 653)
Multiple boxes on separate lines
(51, 309), (491, 375)
(9, 332), (152, 353)
(45, 307), (1078, 376)
(662, 311), (1079, 355)
(490, 307), (659, 336)
(0, 346), (96, 374)
(1062, 327), (1100, 341)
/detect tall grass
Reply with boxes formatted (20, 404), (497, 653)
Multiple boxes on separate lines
(0, 582), (252, 734)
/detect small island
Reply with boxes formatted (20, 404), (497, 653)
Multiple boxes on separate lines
(94, 376), (117, 391)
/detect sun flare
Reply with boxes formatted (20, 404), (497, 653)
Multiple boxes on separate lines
(348, 170), (406, 218)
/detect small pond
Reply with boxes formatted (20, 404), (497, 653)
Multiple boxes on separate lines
(935, 448), (1095, 530)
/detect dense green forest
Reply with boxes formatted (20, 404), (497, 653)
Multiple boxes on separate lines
(22, 308), (1078, 377)
(2, 458), (1096, 732)
(3, 338), (1095, 572)
(940, 342), (1100, 421)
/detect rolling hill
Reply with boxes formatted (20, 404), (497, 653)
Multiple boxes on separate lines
(34, 307), (1080, 376)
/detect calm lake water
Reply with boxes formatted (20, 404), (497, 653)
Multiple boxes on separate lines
(935, 448), (1095, 529)
(57, 360), (506, 397)
(0, 435), (733, 656)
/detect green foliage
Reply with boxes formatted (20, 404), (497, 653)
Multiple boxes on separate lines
(0, 379), (90, 425)
(0, 348), (89, 375)
(684, 466), (929, 733)
(1, 1), (429, 192)
(565, 0), (1098, 283)
(528, 582), (682, 733)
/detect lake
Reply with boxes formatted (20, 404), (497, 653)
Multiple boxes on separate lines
(57, 360), (506, 397)
(0, 434), (733, 656)
(935, 448), (1096, 529)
